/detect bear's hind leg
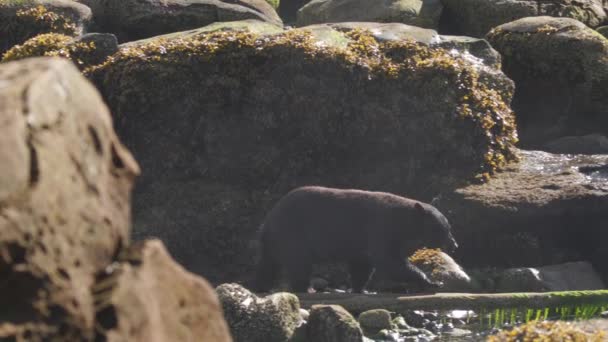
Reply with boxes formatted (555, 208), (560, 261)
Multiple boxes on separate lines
(349, 259), (374, 293)
(253, 250), (280, 293)
(285, 260), (312, 293)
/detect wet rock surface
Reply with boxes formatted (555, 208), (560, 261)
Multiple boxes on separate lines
(437, 149), (608, 280)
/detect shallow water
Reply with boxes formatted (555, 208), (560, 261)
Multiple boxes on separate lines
(518, 150), (608, 182)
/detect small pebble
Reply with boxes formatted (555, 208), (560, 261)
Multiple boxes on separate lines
(393, 316), (411, 329)
(452, 319), (466, 327)
(423, 312), (439, 321)
(299, 308), (309, 321)
(441, 322), (454, 332)
(423, 321), (440, 334)
(418, 328), (435, 337)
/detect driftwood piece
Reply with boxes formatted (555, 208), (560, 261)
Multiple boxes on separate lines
(294, 291), (608, 315)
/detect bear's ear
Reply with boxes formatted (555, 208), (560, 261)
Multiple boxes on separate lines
(414, 202), (425, 213)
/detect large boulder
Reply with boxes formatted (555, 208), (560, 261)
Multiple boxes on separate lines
(0, 0), (92, 54)
(75, 0), (282, 42)
(0, 57), (138, 339)
(486, 17), (608, 147)
(0, 57), (232, 341)
(94, 239), (232, 341)
(89, 20), (517, 283)
(441, 0), (606, 37)
(216, 283), (301, 342)
(296, 0), (443, 29)
(436, 149), (608, 282)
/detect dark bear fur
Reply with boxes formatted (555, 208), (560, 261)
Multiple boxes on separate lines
(254, 186), (458, 293)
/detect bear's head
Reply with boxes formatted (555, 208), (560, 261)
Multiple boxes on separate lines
(412, 202), (458, 254)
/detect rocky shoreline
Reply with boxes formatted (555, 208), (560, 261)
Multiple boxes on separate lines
(1, 0), (608, 340)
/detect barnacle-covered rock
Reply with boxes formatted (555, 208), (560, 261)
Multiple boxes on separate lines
(487, 17), (608, 147)
(89, 20), (517, 283)
(0, 1), (91, 54)
(2, 32), (118, 70)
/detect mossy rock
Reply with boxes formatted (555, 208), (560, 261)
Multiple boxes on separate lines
(88, 20), (517, 283)
(488, 320), (607, 341)
(216, 283), (301, 342)
(441, 0), (606, 38)
(0, 1), (91, 54)
(486, 16), (608, 147)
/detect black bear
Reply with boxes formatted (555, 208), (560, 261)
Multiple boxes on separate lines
(254, 186), (458, 293)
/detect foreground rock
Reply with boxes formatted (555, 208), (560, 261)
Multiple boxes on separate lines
(297, 0), (443, 29)
(0, 57), (137, 339)
(441, 0), (606, 37)
(487, 17), (608, 147)
(0, 0), (92, 54)
(436, 149), (608, 281)
(358, 309), (392, 337)
(75, 0), (282, 42)
(488, 320), (608, 341)
(308, 305), (364, 342)
(217, 283), (301, 342)
(90, 20), (517, 284)
(95, 240), (232, 341)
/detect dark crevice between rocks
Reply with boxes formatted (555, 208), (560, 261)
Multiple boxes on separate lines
(0, 243), (42, 324)
(28, 143), (40, 188)
(110, 144), (125, 169)
(94, 304), (117, 342)
(88, 125), (104, 156)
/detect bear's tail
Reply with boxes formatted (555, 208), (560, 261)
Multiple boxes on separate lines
(252, 225), (280, 293)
